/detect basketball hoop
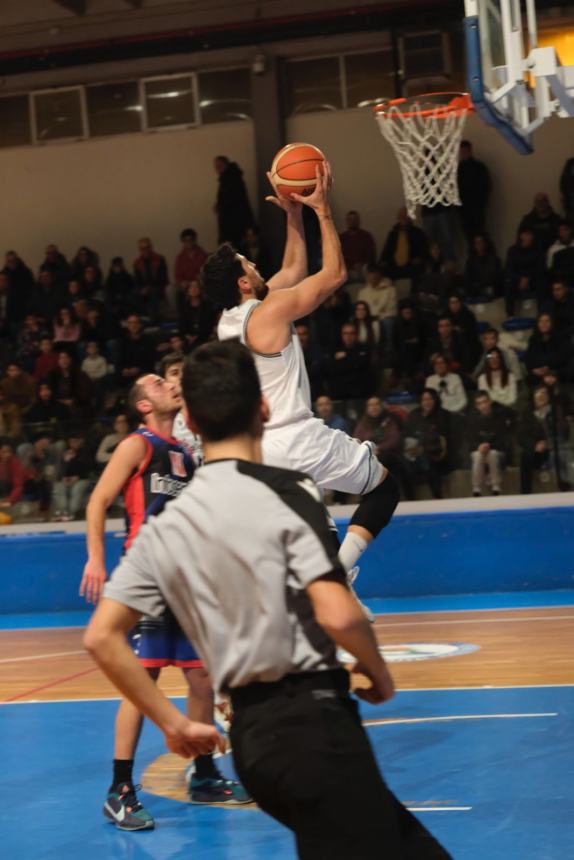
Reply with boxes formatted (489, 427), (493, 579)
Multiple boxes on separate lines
(373, 93), (472, 219)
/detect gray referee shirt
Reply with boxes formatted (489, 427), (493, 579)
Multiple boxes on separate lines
(104, 459), (344, 693)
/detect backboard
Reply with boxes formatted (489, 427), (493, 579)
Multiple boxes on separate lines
(464, 0), (574, 154)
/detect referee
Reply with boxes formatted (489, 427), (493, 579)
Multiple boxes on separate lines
(84, 341), (451, 860)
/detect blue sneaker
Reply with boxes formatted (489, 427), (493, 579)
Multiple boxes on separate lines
(189, 774), (251, 806)
(103, 783), (155, 831)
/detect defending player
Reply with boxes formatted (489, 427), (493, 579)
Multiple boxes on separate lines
(79, 373), (248, 831)
(201, 164), (399, 588)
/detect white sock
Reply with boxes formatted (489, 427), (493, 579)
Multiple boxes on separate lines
(338, 532), (368, 572)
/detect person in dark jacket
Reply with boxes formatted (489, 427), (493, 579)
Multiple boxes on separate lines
(444, 293), (482, 369)
(2, 251), (35, 323)
(517, 384), (571, 492)
(463, 233), (503, 300)
(133, 238), (169, 320)
(457, 140), (492, 239)
(426, 315), (473, 374)
(560, 156), (574, 227)
(467, 391), (510, 495)
(29, 271), (65, 324)
(392, 299), (427, 384)
(324, 323), (372, 400)
(524, 313), (571, 387)
(39, 244), (72, 291)
(26, 381), (72, 430)
(72, 246), (101, 287)
(541, 280), (574, 336)
(177, 280), (218, 350)
(380, 207), (429, 281)
(214, 156), (255, 245)
(404, 388), (450, 498)
(117, 314), (156, 386)
(47, 351), (94, 422)
(504, 228), (547, 317)
(104, 257), (136, 317)
(517, 192), (561, 252)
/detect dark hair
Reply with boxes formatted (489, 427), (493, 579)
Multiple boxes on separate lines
(111, 256), (124, 266)
(474, 389), (491, 401)
(127, 378), (148, 422)
(353, 301), (376, 348)
(460, 139), (472, 148)
(200, 243), (244, 309)
(160, 351), (184, 377)
(484, 326), (499, 337)
(215, 155), (229, 165)
(484, 346), (509, 388)
(421, 387), (441, 413)
(180, 228), (197, 241)
(182, 341), (261, 442)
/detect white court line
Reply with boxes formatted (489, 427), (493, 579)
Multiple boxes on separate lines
(364, 712), (557, 727)
(375, 613), (574, 628)
(0, 650), (85, 665)
(407, 807), (471, 813)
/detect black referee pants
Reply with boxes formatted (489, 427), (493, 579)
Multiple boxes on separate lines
(230, 670), (452, 860)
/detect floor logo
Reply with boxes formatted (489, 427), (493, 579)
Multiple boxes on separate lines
(337, 642), (479, 664)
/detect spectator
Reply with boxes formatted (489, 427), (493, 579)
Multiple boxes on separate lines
(64, 279), (87, 308)
(33, 337), (59, 381)
(174, 228), (209, 291)
(548, 223), (574, 287)
(354, 396), (403, 455)
(444, 294), (482, 368)
(26, 382), (71, 429)
(504, 227), (546, 317)
(524, 313), (570, 387)
(474, 326), (522, 381)
(296, 323), (323, 400)
(1, 362), (36, 415)
(95, 414), (130, 466)
(53, 307), (81, 351)
(15, 314), (46, 373)
(39, 244), (71, 291)
(133, 237), (169, 319)
(81, 341), (109, 383)
(71, 246), (100, 284)
(547, 220), (574, 270)
(47, 351), (93, 420)
(517, 192), (561, 252)
(81, 306), (118, 354)
(380, 207), (428, 281)
(0, 389), (22, 439)
(410, 244), (447, 314)
(0, 272), (19, 339)
(104, 257), (136, 317)
(117, 314), (155, 384)
(457, 140), (492, 239)
(404, 389), (450, 499)
(18, 433), (61, 515)
(477, 346), (518, 408)
(214, 155), (255, 245)
(352, 301), (381, 353)
(463, 233), (503, 300)
(0, 440), (25, 510)
(177, 280), (217, 350)
(357, 265), (397, 348)
(312, 290), (353, 357)
(426, 316), (471, 373)
(315, 395), (349, 433)
(29, 270), (64, 324)
(238, 226), (273, 281)
(82, 265), (103, 298)
(560, 156), (574, 227)
(325, 323), (372, 400)
(425, 354), (468, 413)
(541, 280), (574, 336)
(339, 210), (376, 280)
(392, 299), (426, 384)
(2, 250), (35, 322)
(51, 431), (91, 521)
(467, 391), (508, 496)
(517, 385), (571, 493)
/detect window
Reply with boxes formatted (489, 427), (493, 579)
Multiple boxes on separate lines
(86, 81), (142, 137)
(33, 88), (85, 142)
(0, 95), (31, 148)
(284, 57), (342, 115)
(143, 75), (196, 129)
(344, 50), (395, 107)
(198, 68), (251, 124)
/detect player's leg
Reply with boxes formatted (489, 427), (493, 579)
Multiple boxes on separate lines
(471, 450), (485, 495)
(338, 469), (400, 573)
(104, 665), (160, 831)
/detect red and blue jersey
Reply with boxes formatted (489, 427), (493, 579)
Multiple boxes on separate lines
(123, 427), (194, 551)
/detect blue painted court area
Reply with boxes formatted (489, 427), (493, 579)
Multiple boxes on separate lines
(1, 685), (572, 860)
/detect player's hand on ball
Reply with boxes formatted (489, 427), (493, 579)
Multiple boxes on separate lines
(265, 171), (301, 211)
(79, 559), (108, 604)
(165, 718), (227, 759)
(290, 162), (333, 210)
(352, 661), (395, 704)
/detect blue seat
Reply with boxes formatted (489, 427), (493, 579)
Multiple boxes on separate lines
(466, 295), (494, 306)
(502, 317), (536, 332)
(386, 391), (417, 406)
(477, 320), (490, 333)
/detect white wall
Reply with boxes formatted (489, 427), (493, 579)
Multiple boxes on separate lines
(288, 108), (574, 256)
(0, 121), (256, 275)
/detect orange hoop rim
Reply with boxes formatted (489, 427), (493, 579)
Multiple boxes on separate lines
(373, 92), (473, 120)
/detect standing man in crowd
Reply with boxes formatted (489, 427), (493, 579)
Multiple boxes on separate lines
(214, 155), (255, 245)
(80, 371), (247, 831)
(84, 339), (452, 860)
(338, 209), (376, 281)
(457, 140), (491, 240)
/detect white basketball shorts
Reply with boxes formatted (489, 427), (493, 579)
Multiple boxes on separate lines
(262, 417), (385, 495)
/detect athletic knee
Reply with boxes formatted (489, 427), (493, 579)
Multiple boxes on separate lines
(350, 472), (400, 538)
(184, 667), (213, 699)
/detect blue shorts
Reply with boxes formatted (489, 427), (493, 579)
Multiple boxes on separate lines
(128, 609), (203, 669)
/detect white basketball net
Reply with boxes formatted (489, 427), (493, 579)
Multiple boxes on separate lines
(374, 94), (471, 220)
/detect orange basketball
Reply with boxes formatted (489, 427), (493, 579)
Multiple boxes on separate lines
(270, 142), (326, 199)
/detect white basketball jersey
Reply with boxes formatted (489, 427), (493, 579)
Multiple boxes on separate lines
(172, 411), (204, 467)
(218, 299), (313, 431)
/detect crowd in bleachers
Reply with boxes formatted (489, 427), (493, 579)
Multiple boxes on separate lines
(0, 143), (574, 521)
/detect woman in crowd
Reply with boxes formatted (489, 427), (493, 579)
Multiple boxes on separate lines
(53, 307), (82, 354)
(404, 388), (451, 498)
(95, 413), (130, 467)
(524, 313), (571, 387)
(478, 346), (518, 408)
(464, 232), (503, 300)
(352, 300), (381, 357)
(177, 280), (218, 350)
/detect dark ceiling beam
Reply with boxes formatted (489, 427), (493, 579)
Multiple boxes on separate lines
(121, 0), (144, 8)
(53, 0), (87, 14)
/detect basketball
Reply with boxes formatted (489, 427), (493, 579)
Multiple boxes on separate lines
(270, 142), (326, 199)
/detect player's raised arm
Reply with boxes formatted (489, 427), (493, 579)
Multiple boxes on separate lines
(249, 163), (347, 342)
(264, 178), (307, 292)
(79, 434), (147, 604)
